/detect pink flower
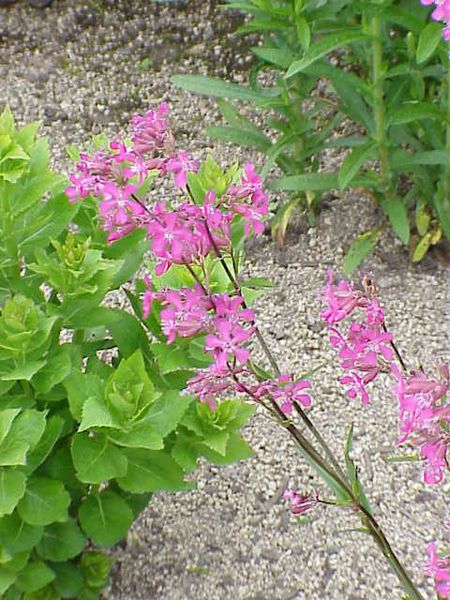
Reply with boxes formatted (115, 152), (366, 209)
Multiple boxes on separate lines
(426, 541), (450, 598)
(186, 364), (249, 410)
(205, 317), (254, 370)
(165, 151), (198, 188)
(160, 285), (212, 343)
(283, 489), (319, 516)
(392, 363), (450, 485)
(321, 270), (368, 325)
(131, 103), (171, 153)
(228, 163), (269, 235)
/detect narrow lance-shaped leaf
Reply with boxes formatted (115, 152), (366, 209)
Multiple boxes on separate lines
(342, 229), (381, 276)
(285, 31), (370, 78)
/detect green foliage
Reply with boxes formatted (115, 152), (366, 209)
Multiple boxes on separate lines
(0, 110), (256, 599)
(173, 0), (450, 266)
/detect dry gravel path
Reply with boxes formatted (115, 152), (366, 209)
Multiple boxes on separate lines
(1, 1), (449, 598)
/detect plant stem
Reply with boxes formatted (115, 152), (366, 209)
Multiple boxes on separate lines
(444, 51), (450, 206)
(371, 16), (393, 200)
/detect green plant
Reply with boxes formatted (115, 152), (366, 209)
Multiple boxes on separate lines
(0, 107), (254, 600)
(172, 0), (450, 269)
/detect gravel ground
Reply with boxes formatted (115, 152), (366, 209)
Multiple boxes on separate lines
(1, 2), (449, 599)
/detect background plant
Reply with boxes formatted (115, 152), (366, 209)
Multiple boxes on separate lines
(173, 0), (450, 269)
(0, 107), (255, 600)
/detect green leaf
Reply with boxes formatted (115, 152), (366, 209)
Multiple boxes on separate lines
(271, 172), (338, 192)
(0, 570), (16, 595)
(106, 420), (164, 451)
(24, 416), (64, 475)
(380, 199), (410, 245)
(17, 477), (70, 526)
(37, 519), (86, 562)
(2, 361), (45, 382)
(31, 348), (72, 394)
(416, 22), (443, 64)
(0, 471), (26, 517)
(78, 490), (133, 547)
(0, 512), (43, 554)
(412, 232), (433, 262)
(285, 31), (369, 77)
(338, 142), (376, 189)
(251, 46), (294, 69)
(0, 410), (47, 467)
(171, 74), (278, 102)
(206, 125), (271, 152)
(71, 433), (128, 484)
(37, 519), (85, 562)
(200, 432), (254, 464)
(80, 551), (113, 590)
(51, 562), (84, 599)
(64, 371), (104, 422)
(388, 102), (443, 125)
(145, 390), (193, 438)
(344, 423), (371, 513)
(342, 229), (381, 276)
(117, 449), (193, 493)
(390, 149), (450, 169)
(0, 410), (21, 446)
(15, 561), (55, 593)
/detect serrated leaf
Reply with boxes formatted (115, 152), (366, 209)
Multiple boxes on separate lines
(31, 348), (72, 394)
(117, 448), (193, 493)
(0, 410), (47, 467)
(200, 432), (253, 465)
(338, 142), (376, 189)
(143, 390), (193, 438)
(0, 471), (26, 517)
(106, 420), (163, 450)
(71, 433), (128, 484)
(37, 519), (85, 562)
(17, 477), (70, 526)
(342, 229), (381, 275)
(0, 410), (21, 446)
(64, 371), (104, 422)
(380, 199), (410, 245)
(78, 490), (133, 547)
(1, 361), (45, 382)
(416, 22), (443, 64)
(0, 569), (16, 594)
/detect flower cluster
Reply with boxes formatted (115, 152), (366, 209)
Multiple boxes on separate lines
(393, 363), (449, 485)
(321, 270), (393, 405)
(421, 0), (450, 40)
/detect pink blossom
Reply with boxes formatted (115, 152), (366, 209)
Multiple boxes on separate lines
(165, 151), (198, 188)
(186, 364), (249, 410)
(283, 489), (319, 516)
(392, 363), (450, 485)
(250, 373), (312, 415)
(321, 270), (368, 325)
(160, 285), (212, 343)
(131, 103), (171, 153)
(426, 540), (450, 598)
(205, 317), (254, 370)
(227, 163), (269, 235)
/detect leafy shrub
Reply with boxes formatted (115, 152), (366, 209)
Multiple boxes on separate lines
(0, 107), (254, 600)
(173, 0), (450, 269)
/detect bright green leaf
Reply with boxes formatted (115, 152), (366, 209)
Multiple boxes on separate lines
(71, 433), (128, 484)
(0, 471), (26, 517)
(416, 22), (444, 64)
(17, 477), (70, 526)
(37, 519), (85, 562)
(78, 491), (133, 547)
(380, 199), (410, 245)
(15, 561), (55, 593)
